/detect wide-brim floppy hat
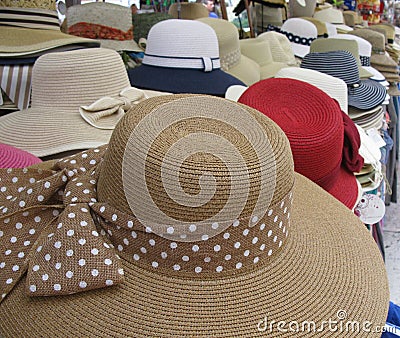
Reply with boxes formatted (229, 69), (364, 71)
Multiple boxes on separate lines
(0, 48), (163, 157)
(66, 2), (142, 52)
(0, 94), (388, 337)
(0, 8), (100, 56)
(238, 78), (364, 209)
(127, 19), (245, 96)
(197, 17), (261, 86)
(274, 67), (348, 113)
(301, 50), (387, 110)
(0, 143), (42, 168)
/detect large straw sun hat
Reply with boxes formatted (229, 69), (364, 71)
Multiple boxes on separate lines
(0, 94), (388, 337)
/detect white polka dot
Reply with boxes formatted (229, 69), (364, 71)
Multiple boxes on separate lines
(170, 242), (177, 249)
(28, 229), (35, 235)
(54, 241), (61, 249)
(151, 261), (159, 268)
(273, 236), (277, 243)
(268, 209), (273, 216)
(81, 207), (88, 213)
(6, 278), (13, 284)
(236, 262), (242, 269)
(284, 207), (288, 214)
(127, 221), (133, 228)
(173, 264), (181, 271)
(82, 153), (88, 158)
(225, 254), (231, 261)
(140, 247), (147, 254)
(3, 218), (10, 224)
(268, 249), (273, 256)
(37, 195), (44, 202)
(211, 222), (219, 230)
(29, 178), (36, 184)
(42, 274), (49, 281)
(91, 269), (99, 277)
(216, 266), (223, 272)
(17, 252), (24, 258)
(0, 187), (6, 192)
(195, 266), (202, 273)
(27, 188), (33, 195)
(11, 177), (18, 183)
(15, 223), (22, 229)
(57, 222), (63, 229)
(243, 229), (249, 236)
(47, 233), (54, 239)
(279, 241), (283, 247)
(68, 213), (76, 219)
(103, 242), (110, 249)
(232, 219), (240, 227)
(91, 248), (99, 255)
(55, 263), (61, 270)
(189, 224), (197, 232)
(244, 250), (250, 257)
(32, 265), (40, 271)
(252, 216), (259, 223)
(5, 250), (11, 256)
(167, 226), (174, 234)
(19, 201), (25, 208)
(214, 245), (221, 252)
(223, 232), (230, 239)
(182, 255), (189, 262)
(267, 230), (272, 237)
(145, 227), (152, 233)
(66, 271), (73, 278)
(89, 160), (96, 165)
(274, 216), (278, 223)
(133, 254), (140, 261)
(279, 221), (283, 228)
(254, 257), (259, 264)
(104, 258), (112, 265)
(161, 252), (167, 259)
(78, 238), (86, 245)
(0, 230), (2, 237)
(260, 223), (266, 231)
(76, 182), (83, 187)
(92, 231), (99, 237)
(53, 284), (61, 291)
(10, 236), (17, 243)
(71, 197), (78, 202)
(123, 238), (129, 245)
(82, 189), (90, 195)
(79, 281), (87, 288)
(204, 257), (211, 263)
(105, 279), (114, 285)
(67, 229), (74, 237)
(44, 253), (51, 261)
(2, 207), (8, 213)
(282, 227), (286, 233)
(12, 265), (19, 271)
(29, 285), (36, 292)
(66, 250), (73, 257)
(44, 182), (51, 189)
(0, 262), (5, 268)
(118, 268), (124, 275)
(201, 234), (209, 241)
(192, 245), (199, 252)
(79, 259), (86, 266)
(131, 231), (137, 239)
(260, 243), (266, 250)
(280, 201), (285, 208)
(148, 239), (156, 246)
(234, 242), (241, 249)
(111, 214), (117, 222)
(117, 245), (123, 251)
(80, 221), (88, 227)
(70, 159), (77, 164)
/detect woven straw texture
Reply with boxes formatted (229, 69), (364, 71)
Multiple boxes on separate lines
(0, 0), (56, 9)
(0, 94), (389, 337)
(0, 143), (42, 168)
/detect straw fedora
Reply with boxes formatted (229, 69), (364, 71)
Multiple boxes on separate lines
(168, 2), (208, 19)
(66, 2), (142, 52)
(309, 38), (373, 79)
(256, 31), (298, 66)
(274, 67), (349, 113)
(0, 143), (42, 168)
(127, 19), (245, 96)
(0, 94), (388, 337)
(0, 48), (163, 157)
(0, 7), (100, 56)
(313, 7), (353, 33)
(197, 17), (260, 86)
(301, 17), (329, 37)
(238, 78), (364, 209)
(301, 50), (387, 110)
(289, 0), (317, 18)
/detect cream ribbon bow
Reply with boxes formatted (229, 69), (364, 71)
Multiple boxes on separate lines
(79, 87), (148, 130)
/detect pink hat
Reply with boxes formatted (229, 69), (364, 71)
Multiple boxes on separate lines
(0, 143), (42, 168)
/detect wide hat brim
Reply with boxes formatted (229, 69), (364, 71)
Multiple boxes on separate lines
(0, 26), (100, 56)
(347, 79), (387, 110)
(128, 64), (245, 96)
(290, 43), (310, 58)
(93, 39), (143, 53)
(0, 108), (113, 157)
(0, 172), (388, 337)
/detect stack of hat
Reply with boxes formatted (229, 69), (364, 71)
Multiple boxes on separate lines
(313, 7), (353, 33)
(343, 10), (364, 28)
(369, 23), (400, 64)
(349, 29), (400, 85)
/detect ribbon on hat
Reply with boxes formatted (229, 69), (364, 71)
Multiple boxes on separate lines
(0, 146), (130, 302)
(341, 111), (364, 173)
(79, 87), (149, 130)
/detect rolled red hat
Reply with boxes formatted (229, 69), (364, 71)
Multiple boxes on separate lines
(0, 143), (42, 168)
(238, 78), (363, 209)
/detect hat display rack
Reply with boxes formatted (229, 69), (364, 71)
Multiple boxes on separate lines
(0, 0), (399, 336)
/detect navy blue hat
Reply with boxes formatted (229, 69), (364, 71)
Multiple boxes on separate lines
(300, 50), (387, 110)
(127, 19), (245, 96)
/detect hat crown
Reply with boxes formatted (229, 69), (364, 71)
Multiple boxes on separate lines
(349, 29), (386, 51)
(97, 94), (295, 276)
(256, 31), (297, 65)
(31, 48), (130, 110)
(313, 7), (345, 24)
(239, 39), (274, 66)
(334, 34), (372, 57)
(142, 19), (221, 70)
(281, 17), (318, 38)
(310, 37), (361, 63)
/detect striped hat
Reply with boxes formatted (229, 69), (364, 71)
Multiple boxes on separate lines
(301, 50), (387, 110)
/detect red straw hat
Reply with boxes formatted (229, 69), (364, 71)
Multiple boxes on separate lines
(238, 78), (363, 209)
(0, 143), (42, 168)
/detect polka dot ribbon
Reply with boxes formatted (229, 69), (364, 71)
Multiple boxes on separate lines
(0, 146), (125, 302)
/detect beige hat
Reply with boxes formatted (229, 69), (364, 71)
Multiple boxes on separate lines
(66, 2), (142, 52)
(0, 94), (388, 337)
(0, 48), (166, 157)
(302, 17), (329, 37)
(289, 0), (317, 18)
(239, 38), (287, 79)
(313, 7), (353, 32)
(343, 10), (363, 27)
(310, 38), (373, 78)
(197, 18), (260, 86)
(256, 31), (298, 66)
(169, 2), (209, 19)
(0, 0), (56, 10)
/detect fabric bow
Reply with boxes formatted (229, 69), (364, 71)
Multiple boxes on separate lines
(341, 111), (364, 173)
(79, 87), (149, 130)
(0, 146), (126, 302)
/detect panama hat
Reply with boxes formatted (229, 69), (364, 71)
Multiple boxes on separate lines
(239, 38), (287, 79)
(239, 78), (364, 209)
(197, 17), (260, 86)
(301, 50), (387, 110)
(168, 2), (209, 19)
(309, 38), (373, 79)
(66, 2), (142, 52)
(0, 48), (165, 157)
(274, 67), (349, 113)
(256, 31), (298, 66)
(127, 20), (245, 96)
(0, 7), (100, 57)
(279, 18), (318, 58)
(313, 8), (353, 32)
(0, 143), (42, 168)
(0, 94), (388, 337)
